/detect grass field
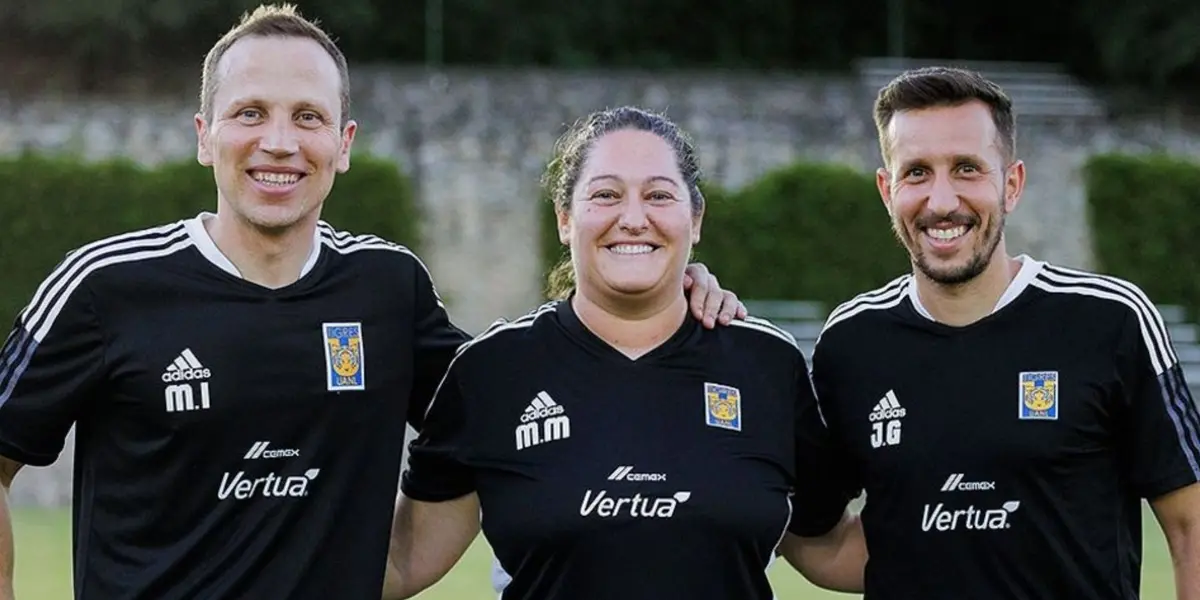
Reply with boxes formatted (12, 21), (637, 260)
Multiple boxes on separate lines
(12, 504), (1176, 598)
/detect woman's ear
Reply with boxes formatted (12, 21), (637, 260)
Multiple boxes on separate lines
(557, 207), (571, 245)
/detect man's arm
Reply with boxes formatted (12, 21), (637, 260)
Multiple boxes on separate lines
(0, 458), (22, 600)
(777, 508), (866, 592)
(1150, 483), (1200, 599)
(382, 492), (480, 599)
(383, 343), (478, 598)
(782, 343), (866, 592)
(0, 256), (111, 598)
(1115, 296), (1200, 600)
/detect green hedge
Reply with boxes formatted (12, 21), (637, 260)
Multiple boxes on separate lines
(0, 153), (418, 324)
(1085, 152), (1200, 317)
(540, 161), (911, 311)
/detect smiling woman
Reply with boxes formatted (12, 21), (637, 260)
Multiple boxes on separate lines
(543, 107), (707, 340)
(385, 106), (866, 600)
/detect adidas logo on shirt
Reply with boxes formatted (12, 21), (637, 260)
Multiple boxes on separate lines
(520, 391), (565, 423)
(869, 390), (905, 449)
(162, 349), (212, 413)
(161, 348), (211, 383)
(515, 391), (571, 451)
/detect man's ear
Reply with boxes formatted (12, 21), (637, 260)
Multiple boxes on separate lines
(195, 113), (213, 166)
(876, 167), (894, 216)
(1003, 160), (1026, 214)
(336, 120), (358, 173)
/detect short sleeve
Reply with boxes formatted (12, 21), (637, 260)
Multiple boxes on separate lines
(1118, 304), (1200, 499)
(400, 356), (475, 502)
(407, 255), (471, 431)
(788, 350), (855, 537)
(0, 279), (106, 467)
(808, 338), (865, 500)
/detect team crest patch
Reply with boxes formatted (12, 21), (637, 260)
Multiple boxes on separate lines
(704, 382), (742, 431)
(323, 322), (365, 391)
(1018, 371), (1057, 420)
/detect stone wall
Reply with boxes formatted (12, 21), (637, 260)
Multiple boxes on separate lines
(4, 67), (1200, 507)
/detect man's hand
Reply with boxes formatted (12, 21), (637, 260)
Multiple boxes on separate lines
(683, 263), (747, 328)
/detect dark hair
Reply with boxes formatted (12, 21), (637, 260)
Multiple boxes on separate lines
(201, 3), (351, 126)
(873, 66), (1016, 167)
(542, 106), (705, 300)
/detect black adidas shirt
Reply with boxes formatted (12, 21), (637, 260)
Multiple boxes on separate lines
(401, 298), (851, 600)
(811, 256), (1200, 600)
(0, 214), (469, 599)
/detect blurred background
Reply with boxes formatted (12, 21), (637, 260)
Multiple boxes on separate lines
(2, 0), (1198, 596)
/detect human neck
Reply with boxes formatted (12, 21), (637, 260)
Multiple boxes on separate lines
(914, 252), (1022, 327)
(571, 286), (688, 359)
(205, 211), (316, 289)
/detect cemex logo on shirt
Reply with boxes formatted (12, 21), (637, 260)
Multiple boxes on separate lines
(607, 466), (667, 482)
(940, 473), (996, 492)
(244, 441), (301, 460)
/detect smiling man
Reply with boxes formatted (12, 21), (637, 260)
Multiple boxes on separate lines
(0, 6), (467, 599)
(809, 66), (1200, 599)
(0, 5), (744, 600)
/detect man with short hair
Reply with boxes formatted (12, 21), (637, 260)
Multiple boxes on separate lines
(0, 4), (743, 598)
(811, 66), (1200, 599)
